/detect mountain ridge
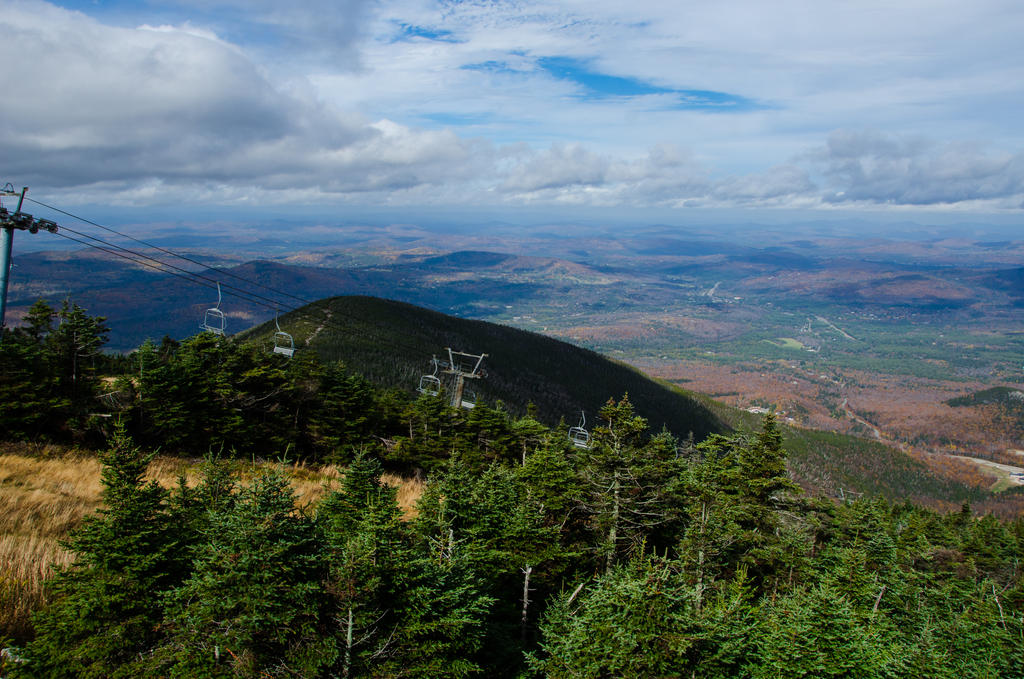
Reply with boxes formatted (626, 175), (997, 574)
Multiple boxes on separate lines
(243, 294), (725, 442)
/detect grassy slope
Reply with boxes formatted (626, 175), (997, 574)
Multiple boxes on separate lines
(0, 442), (424, 642)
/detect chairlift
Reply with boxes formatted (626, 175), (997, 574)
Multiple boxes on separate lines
(568, 411), (591, 449)
(272, 314), (295, 358)
(461, 389), (477, 410)
(418, 357), (442, 396)
(200, 282), (226, 336)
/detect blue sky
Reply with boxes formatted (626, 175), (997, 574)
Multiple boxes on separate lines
(3, 0), (1024, 222)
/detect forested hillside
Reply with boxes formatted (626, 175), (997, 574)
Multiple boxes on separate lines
(4, 415), (1022, 678)
(1, 296), (1013, 502)
(242, 295), (723, 440)
(1, 298), (1023, 677)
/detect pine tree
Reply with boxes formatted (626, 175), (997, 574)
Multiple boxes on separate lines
(739, 413), (798, 504)
(318, 451), (413, 676)
(50, 300), (109, 412)
(154, 471), (332, 678)
(16, 422), (179, 678)
(0, 328), (66, 438)
(749, 583), (883, 679)
(579, 395), (685, 572)
(532, 553), (756, 679)
(412, 456), (564, 671)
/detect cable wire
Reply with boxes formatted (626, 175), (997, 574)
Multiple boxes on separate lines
(45, 223), (436, 360)
(56, 223), (302, 312)
(25, 197), (415, 348)
(26, 196), (320, 309)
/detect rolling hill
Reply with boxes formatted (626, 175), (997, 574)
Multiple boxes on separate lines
(241, 295), (725, 441)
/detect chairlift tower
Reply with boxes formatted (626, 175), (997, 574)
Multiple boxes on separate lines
(442, 347), (487, 409)
(0, 185), (60, 341)
(0, 185), (24, 336)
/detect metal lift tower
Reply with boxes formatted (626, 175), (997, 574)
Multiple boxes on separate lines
(0, 185), (59, 338)
(442, 347), (487, 409)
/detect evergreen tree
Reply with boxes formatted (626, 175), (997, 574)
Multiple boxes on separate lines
(50, 300), (109, 414)
(322, 455), (500, 677)
(749, 583), (883, 679)
(579, 395), (685, 572)
(0, 327), (66, 438)
(16, 422), (179, 678)
(390, 392), (462, 472)
(308, 362), (380, 462)
(153, 471), (332, 678)
(319, 452), (426, 676)
(413, 456), (564, 672)
(23, 299), (56, 343)
(532, 553), (757, 679)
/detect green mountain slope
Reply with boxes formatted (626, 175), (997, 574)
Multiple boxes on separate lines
(243, 295), (725, 441)
(242, 295), (1006, 512)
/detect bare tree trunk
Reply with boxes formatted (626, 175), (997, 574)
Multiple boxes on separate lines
(520, 564), (533, 643)
(606, 471), (620, 574)
(695, 501), (707, 614)
(343, 607), (354, 678)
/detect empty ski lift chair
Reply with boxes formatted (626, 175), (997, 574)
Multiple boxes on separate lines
(568, 411), (591, 449)
(418, 357), (442, 396)
(200, 282), (226, 336)
(273, 315), (295, 358)
(461, 390), (477, 410)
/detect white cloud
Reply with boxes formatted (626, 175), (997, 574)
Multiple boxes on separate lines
(0, 1), (490, 199)
(4, 0), (1024, 214)
(501, 144), (609, 192)
(813, 130), (1024, 206)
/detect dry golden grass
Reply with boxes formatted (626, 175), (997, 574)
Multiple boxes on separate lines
(0, 444), (102, 640)
(0, 534), (73, 640)
(383, 472), (425, 518)
(0, 445), (424, 641)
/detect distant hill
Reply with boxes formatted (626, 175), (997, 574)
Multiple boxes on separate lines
(7, 250), (623, 351)
(977, 267), (1024, 307)
(242, 295), (725, 441)
(947, 386), (1024, 411)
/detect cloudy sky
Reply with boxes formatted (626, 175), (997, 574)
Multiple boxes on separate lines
(3, 0), (1024, 220)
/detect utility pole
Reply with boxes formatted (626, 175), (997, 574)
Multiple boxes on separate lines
(0, 184), (59, 339)
(443, 347), (487, 409)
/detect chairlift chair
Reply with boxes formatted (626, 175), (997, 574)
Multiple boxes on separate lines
(418, 357), (441, 396)
(568, 411), (591, 449)
(272, 315), (295, 358)
(200, 282), (226, 336)
(461, 390), (477, 410)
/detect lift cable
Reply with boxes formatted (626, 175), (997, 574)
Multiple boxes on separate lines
(26, 197), (322, 310)
(45, 228), (432, 358)
(50, 229), (398, 346)
(48, 229), (490, 405)
(26, 198), (427, 353)
(56, 223), (302, 312)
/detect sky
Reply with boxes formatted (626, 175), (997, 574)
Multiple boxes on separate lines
(3, 0), (1024, 226)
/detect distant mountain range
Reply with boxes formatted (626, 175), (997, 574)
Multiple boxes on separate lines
(11, 240), (1023, 353)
